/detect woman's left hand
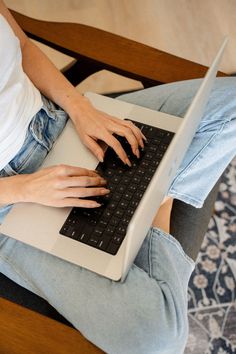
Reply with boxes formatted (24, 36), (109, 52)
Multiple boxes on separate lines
(69, 96), (146, 166)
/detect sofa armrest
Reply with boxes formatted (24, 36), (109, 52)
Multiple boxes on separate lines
(10, 10), (228, 87)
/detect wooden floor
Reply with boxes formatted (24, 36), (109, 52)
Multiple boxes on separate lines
(5, 0), (236, 93)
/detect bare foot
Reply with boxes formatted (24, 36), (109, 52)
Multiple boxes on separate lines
(152, 196), (173, 233)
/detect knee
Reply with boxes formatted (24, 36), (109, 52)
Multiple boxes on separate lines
(111, 298), (189, 354)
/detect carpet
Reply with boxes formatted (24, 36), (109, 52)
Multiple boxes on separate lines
(185, 157), (236, 354)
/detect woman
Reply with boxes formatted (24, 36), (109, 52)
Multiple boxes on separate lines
(0, 2), (235, 353)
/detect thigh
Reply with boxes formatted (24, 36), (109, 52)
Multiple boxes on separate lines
(0, 228), (193, 354)
(117, 78), (202, 117)
(118, 77), (236, 120)
(118, 77), (236, 207)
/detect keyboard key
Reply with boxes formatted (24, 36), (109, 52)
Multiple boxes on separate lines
(114, 209), (124, 218)
(133, 176), (141, 184)
(113, 193), (122, 202)
(162, 132), (174, 143)
(119, 200), (129, 209)
(123, 192), (133, 201)
(104, 169), (114, 177)
(159, 144), (168, 152)
(140, 160), (149, 168)
(112, 234), (124, 245)
(102, 210), (113, 220)
(97, 237), (111, 251)
(126, 169), (135, 177)
(144, 176), (152, 183)
(116, 225), (127, 235)
(117, 185), (126, 193)
(148, 145), (158, 153)
(150, 160), (160, 167)
(106, 226), (115, 235)
(127, 185), (138, 193)
(77, 225), (94, 243)
(144, 152), (154, 160)
(112, 175), (121, 184)
(98, 219), (108, 228)
(62, 226), (75, 237)
(155, 130), (166, 138)
(150, 138), (161, 145)
(127, 209), (135, 217)
(107, 201), (118, 210)
(139, 183), (147, 191)
(109, 216), (120, 226)
(106, 242), (120, 255)
(130, 199), (139, 208)
(93, 228), (104, 237)
(134, 191), (144, 200)
(122, 216), (130, 225)
(122, 177), (131, 184)
(136, 168), (145, 176)
(87, 236), (100, 247)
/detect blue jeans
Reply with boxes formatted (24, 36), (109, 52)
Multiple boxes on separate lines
(0, 78), (236, 354)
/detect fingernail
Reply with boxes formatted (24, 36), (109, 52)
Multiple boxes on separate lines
(92, 202), (101, 207)
(98, 154), (104, 162)
(125, 158), (132, 167)
(139, 139), (144, 149)
(101, 188), (110, 194)
(135, 148), (140, 158)
(100, 178), (107, 184)
(142, 133), (147, 141)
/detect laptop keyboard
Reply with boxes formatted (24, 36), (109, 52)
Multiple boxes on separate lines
(59, 120), (174, 255)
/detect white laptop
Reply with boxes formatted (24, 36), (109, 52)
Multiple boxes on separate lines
(0, 39), (227, 281)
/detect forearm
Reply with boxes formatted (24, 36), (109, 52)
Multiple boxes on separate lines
(0, 1), (90, 121)
(21, 39), (88, 119)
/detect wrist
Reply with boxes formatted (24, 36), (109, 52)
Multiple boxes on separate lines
(60, 89), (90, 121)
(0, 175), (29, 205)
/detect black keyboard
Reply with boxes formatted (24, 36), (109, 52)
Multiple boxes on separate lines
(59, 120), (174, 255)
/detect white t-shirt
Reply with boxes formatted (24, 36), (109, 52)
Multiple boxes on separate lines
(0, 14), (43, 170)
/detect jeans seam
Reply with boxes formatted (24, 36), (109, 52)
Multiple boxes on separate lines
(148, 229), (154, 278)
(131, 263), (152, 278)
(151, 227), (195, 267)
(11, 140), (40, 174)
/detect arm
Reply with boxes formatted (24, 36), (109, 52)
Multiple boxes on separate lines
(0, 1), (144, 165)
(0, 1), (145, 209)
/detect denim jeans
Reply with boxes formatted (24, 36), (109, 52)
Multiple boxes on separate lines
(0, 78), (236, 354)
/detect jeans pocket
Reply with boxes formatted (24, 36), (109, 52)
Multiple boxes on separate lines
(0, 96), (67, 176)
(30, 96), (67, 152)
(2, 138), (48, 176)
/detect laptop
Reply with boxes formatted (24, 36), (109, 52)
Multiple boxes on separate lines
(0, 38), (227, 281)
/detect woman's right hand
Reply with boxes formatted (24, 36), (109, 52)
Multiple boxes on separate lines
(12, 165), (109, 208)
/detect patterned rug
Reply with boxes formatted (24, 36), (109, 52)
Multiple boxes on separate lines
(185, 158), (236, 354)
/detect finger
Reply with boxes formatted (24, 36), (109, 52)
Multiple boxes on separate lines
(83, 135), (105, 162)
(56, 164), (99, 178)
(109, 117), (146, 147)
(111, 124), (139, 158)
(58, 198), (102, 208)
(121, 120), (146, 148)
(57, 176), (107, 189)
(115, 125), (143, 158)
(101, 131), (131, 166)
(63, 187), (110, 198)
